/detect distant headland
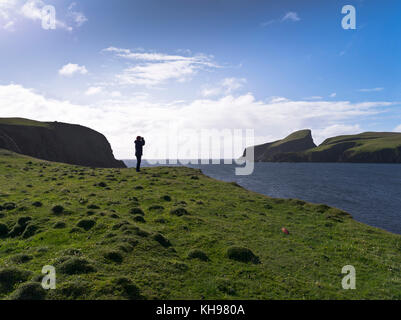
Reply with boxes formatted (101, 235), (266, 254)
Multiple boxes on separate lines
(0, 118), (125, 168)
(242, 129), (401, 163)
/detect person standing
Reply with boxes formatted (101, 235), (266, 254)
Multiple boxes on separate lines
(134, 136), (145, 172)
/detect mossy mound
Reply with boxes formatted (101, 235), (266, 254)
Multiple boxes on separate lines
(10, 254), (33, 264)
(227, 247), (260, 264)
(154, 218), (167, 224)
(87, 204), (100, 210)
(133, 215), (146, 223)
(22, 224), (39, 239)
(59, 281), (90, 299)
(10, 282), (46, 300)
(149, 205), (164, 211)
(58, 258), (96, 275)
(76, 219), (96, 231)
(53, 221), (67, 229)
(130, 208), (145, 216)
(103, 250), (123, 264)
(3, 202), (16, 210)
(0, 223), (9, 237)
(32, 201), (43, 208)
(111, 277), (141, 299)
(0, 268), (31, 293)
(9, 222), (28, 238)
(51, 205), (64, 214)
(170, 208), (189, 217)
(187, 249), (209, 262)
(153, 233), (172, 248)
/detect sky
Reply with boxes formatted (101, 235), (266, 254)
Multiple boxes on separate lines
(0, 0), (400, 159)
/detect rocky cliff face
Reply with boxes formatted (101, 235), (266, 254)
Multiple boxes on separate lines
(0, 118), (126, 168)
(243, 130), (317, 162)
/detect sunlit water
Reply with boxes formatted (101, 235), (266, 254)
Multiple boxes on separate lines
(124, 160), (401, 235)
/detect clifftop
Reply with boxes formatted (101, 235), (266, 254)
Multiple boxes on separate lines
(0, 118), (125, 168)
(243, 129), (316, 161)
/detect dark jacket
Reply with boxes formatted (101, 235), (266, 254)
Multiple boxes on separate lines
(135, 139), (145, 156)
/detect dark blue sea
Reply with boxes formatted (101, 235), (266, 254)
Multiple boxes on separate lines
(124, 160), (401, 235)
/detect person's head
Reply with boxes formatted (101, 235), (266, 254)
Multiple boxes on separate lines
(136, 136), (141, 141)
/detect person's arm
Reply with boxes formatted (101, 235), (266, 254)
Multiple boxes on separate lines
(142, 138), (145, 146)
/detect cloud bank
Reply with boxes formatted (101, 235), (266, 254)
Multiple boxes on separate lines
(0, 0), (87, 31)
(0, 84), (393, 159)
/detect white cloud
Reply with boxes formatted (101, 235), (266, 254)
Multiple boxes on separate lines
(0, 0), (17, 19)
(0, 0), (17, 30)
(261, 11), (300, 27)
(221, 78), (246, 93)
(58, 63), (88, 77)
(0, 84), (394, 159)
(21, 0), (74, 31)
(394, 124), (401, 132)
(359, 88), (384, 92)
(269, 97), (289, 103)
(85, 86), (102, 96)
(282, 12), (300, 22)
(20, 0), (42, 20)
(329, 93), (337, 98)
(202, 77), (246, 97)
(116, 60), (196, 86)
(67, 2), (87, 27)
(260, 20), (276, 27)
(0, 0), (85, 31)
(303, 96), (323, 100)
(110, 91), (121, 97)
(313, 124), (362, 143)
(3, 19), (14, 30)
(201, 87), (222, 97)
(103, 47), (218, 86)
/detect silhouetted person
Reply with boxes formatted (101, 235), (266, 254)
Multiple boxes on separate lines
(134, 136), (145, 172)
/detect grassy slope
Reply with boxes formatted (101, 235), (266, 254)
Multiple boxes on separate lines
(251, 130), (312, 151)
(0, 118), (50, 128)
(270, 130), (313, 148)
(0, 149), (400, 300)
(310, 132), (401, 154)
(244, 130), (314, 160)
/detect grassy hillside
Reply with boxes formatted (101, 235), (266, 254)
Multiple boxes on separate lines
(244, 130), (316, 161)
(270, 130), (314, 148)
(304, 132), (401, 163)
(0, 118), (50, 128)
(0, 118), (125, 168)
(317, 132), (401, 153)
(246, 131), (401, 163)
(0, 149), (400, 300)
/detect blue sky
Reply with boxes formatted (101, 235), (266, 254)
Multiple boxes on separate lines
(0, 0), (400, 158)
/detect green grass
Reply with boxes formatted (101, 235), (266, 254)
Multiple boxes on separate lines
(310, 132), (401, 154)
(0, 118), (50, 128)
(271, 130), (312, 148)
(0, 148), (401, 300)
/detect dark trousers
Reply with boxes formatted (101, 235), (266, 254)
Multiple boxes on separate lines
(136, 154), (142, 171)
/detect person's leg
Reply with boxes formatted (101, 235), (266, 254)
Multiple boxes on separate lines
(136, 155), (142, 172)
